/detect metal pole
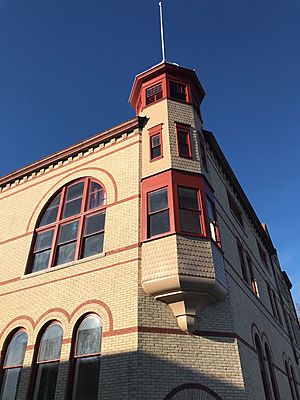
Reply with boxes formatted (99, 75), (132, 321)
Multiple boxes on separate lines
(159, 2), (166, 62)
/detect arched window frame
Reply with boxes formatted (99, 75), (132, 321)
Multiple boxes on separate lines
(264, 342), (280, 400)
(255, 334), (272, 400)
(28, 322), (63, 400)
(0, 329), (28, 400)
(26, 177), (106, 274)
(286, 360), (296, 400)
(67, 314), (102, 400)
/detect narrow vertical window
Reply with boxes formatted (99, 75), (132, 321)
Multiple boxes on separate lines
(200, 141), (208, 170)
(237, 241), (248, 284)
(286, 361), (296, 400)
(148, 188), (170, 238)
(227, 192), (244, 227)
(247, 254), (259, 296)
(149, 126), (163, 161)
(178, 187), (202, 235)
(265, 343), (280, 400)
(33, 323), (63, 400)
(206, 197), (220, 245)
(176, 124), (192, 158)
(290, 365), (300, 400)
(70, 315), (102, 400)
(257, 240), (268, 267)
(255, 335), (272, 400)
(0, 330), (28, 400)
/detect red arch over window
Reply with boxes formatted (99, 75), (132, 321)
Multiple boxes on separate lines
(26, 177), (106, 274)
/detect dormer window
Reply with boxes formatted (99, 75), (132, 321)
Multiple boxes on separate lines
(146, 83), (163, 105)
(170, 81), (187, 102)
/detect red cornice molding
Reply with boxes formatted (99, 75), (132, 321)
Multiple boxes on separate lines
(0, 116), (146, 187)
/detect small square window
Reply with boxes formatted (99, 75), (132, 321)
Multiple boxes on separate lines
(170, 81), (187, 102)
(146, 83), (163, 105)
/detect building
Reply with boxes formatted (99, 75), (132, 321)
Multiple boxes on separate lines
(0, 60), (299, 400)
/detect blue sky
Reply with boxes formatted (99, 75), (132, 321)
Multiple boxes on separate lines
(0, 0), (299, 303)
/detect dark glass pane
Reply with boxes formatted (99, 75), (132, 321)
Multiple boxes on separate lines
(32, 250), (51, 273)
(35, 230), (54, 251)
(0, 368), (21, 400)
(39, 195), (61, 227)
(83, 234), (104, 258)
(151, 135), (160, 147)
(5, 331), (28, 367)
(39, 325), (63, 362)
(56, 242), (76, 266)
(149, 189), (168, 213)
(178, 187), (199, 210)
(34, 362), (59, 400)
(178, 144), (190, 157)
(170, 81), (186, 101)
(149, 210), (170, 237)
(151, 146), (161, 159)
(85, 213), (105, 236)
(76, 317), (102, 356)
(178, 131), (188, 145)
(88, 182), (105, 210)
(179, 210), (202, 234)
(63, 198), (82, 218)
(207, 198), (215, 221)
(66, 183), (84, 201)
(73, 356), (100, 400)
(58, 221), (79, 244)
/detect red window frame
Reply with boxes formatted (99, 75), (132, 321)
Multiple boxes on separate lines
(246, 253), (259, 296)
(177, 186), (202, 236)
(149, 124), (163, 161)
(176, 123), (192, 159)
(27, 177), (106, 274)
(146, 82), (163, 105)
(67, 314), (102, 400)
(169, 80), (187, 102)
(206, 195), (221, 247)
(141, 170), (217, 242)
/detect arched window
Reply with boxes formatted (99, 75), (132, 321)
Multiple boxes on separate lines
(290, 364), (300, 400)
(264, 343), (280, 400)
(28, 178), (106, 274)
(69, 315), (102, 400)
(255, 334), (272, 400)
(0, 330), (28, 400)
(286, 360), (296, 400)
(32, 323), (63, 400)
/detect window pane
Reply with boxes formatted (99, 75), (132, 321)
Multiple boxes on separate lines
(32, 250), (51, 273)
(207, 198), (215, 221)
(151, 135), (160, 147)
(151, 146), (161, 159)
(76, 317), (102, 356)
(149, 210), (170, 237)
(178, 131), (188, 145)
(56, 242), (76, 266)
(39, 195), (61, 227)
(0, 368), (21, 400)
(73, 356), (100, 400)
(66, 182), (84, 201)
(58, 221), (79, 244)
(5, 331), (28, 367)
(179, 144), (190, 157)
(39, 325), (63, 362)
(149, 189), (168, 213)
(63, 198), (82, 218)
(179, 210), (202, 234)
(83, 234), (104, 258)
(88, 182), (105, 210)
(35, 230), (54, 252)
(170, 81), (186, 101)
(34, 362), (59, 400)
(85, 213), (105, 236)
(178, 187), (199, 210)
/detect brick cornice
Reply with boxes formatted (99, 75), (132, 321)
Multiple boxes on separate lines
(0, 116), (147, 190)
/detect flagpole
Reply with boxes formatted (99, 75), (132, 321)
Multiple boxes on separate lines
(159, 2), (166, 63)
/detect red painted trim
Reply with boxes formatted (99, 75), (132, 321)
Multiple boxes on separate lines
(106, 242), (139, 256)
(148, 124), (163, 162)
(175, 122), (192, 159)
(0, 136), (140, 203)
(70, 300), (113, 332)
